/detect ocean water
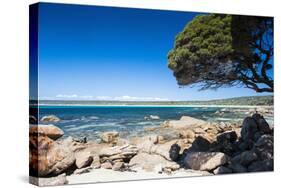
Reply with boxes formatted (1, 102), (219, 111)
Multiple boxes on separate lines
(37, 106), (255, 140)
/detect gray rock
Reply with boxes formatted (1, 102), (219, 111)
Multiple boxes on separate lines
(183, 152), (229, 171)
(252, 113), (271, 134)
(248, 159), (273, 172)
(217, 131), (237, 144)
(240, 150), (258, 166)
(213, 166), (232, 174)
(75, 151), (93, 169)
(40, 115), (60, 123)
(112, 161), (124, 171)
(73, 166), (92, 175)
(228, 163), (247, 173)
(254, 135), (273, 160)
(241, 117), (258, 141)
(129, 153), (180, 173)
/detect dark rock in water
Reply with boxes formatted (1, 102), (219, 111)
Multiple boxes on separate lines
(254, 135), (273, 160)
(248, 159), (273, 172)
(241, 117), (258, 141)
(190, 136), (211, 152)
(213, 166), (232, 174)
(169, 144), (181, 161)
(228, 163), (247, 173)
(217, 131), (237, 144)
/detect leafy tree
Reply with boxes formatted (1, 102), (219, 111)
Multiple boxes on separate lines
(168, 14), (273, 92)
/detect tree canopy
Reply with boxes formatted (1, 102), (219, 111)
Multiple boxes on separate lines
(168, 14), (273, 92)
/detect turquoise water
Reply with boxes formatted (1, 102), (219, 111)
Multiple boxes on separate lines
(37, 106), (249, 140)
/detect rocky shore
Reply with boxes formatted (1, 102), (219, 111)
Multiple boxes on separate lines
(29, 113), (274, 186)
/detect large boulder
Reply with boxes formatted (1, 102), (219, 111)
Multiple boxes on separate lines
(99, 144), (138, 162)
(252, 113), (271, 134)
(167, 116), (207, 129)
(40, 115), (60, 123)
(183, 152), (229, 171)
(247, 159), (273, 172)
(217, 131), (237, 144)
(30, 125), (64, 140)
(189, 135), (211, 152)
(241, 117), (258, 141)
(129, 152), (180, 172)
(254, 135), (273, 160)
(100, 131), (119, 144)
(239, 150), (258, 166)
(75, 151), (93, 169)
(29, 135), (75, 177)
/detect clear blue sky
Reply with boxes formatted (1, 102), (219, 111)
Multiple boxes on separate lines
(37, 3), (272, 101)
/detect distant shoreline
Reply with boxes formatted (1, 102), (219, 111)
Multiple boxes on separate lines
(35, 104), (273, 108)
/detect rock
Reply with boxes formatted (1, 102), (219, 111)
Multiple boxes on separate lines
(248, 159), (273, 172)
(252, 114), (271, 134)
(213, 166), (232, 174)
(179, 129), (195, 139)
(91, 154), (101, 169)
(75, 151), (93, 169)
(228, 163), (247, 173)
(189, 136), (211, 152)
(169, 144), (180, 161)
(101, 162), (113, 169)
(29, 173), (68, 186)
(73, 166), (92, 175)
(29, 115), (37, 124)
(29, 135), (75, 176)
(241, 117), (258, 141)
(100, 131), (119, 144)
(254, 135), (273, 160)
(129, 153), (180, 173)
(217, 131), (237, 144)
(40, 115), (60, 123)
(240, 150), (258, 166)
(167, 116), (207, 129)
(183, 152), (229, 171)
(30, 124), (64, 140)
(99, 144), (138, 162)
(112, 161), (124, 171)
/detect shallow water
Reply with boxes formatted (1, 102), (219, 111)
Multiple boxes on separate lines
(36, 106), (271, 140)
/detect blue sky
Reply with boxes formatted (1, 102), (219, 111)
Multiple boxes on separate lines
(37, 3), (272, 101)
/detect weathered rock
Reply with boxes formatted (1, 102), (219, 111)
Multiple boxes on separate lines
(167, 116), (207, 129)
(240, 150), (258, 166)
(189, 136), (211, 152)
(30, 125), (64, 140)
(179, 129), (195, 140)
(73, 166), (92, 175)
(75, 151), (93, 169)
(254, 135), (273, 160)
(252, 113), (271, 134)
(129, 152), (180, 172)
(248, 159), (273, 172)
(213, 166), (232, 174)
(228, 163), (247, 173)
(100, 131), (119, 144)
(29, 135), (75, 176)
(112, 161), (124, 171)
(40, 115), (60, 123)
(91, 154), (101, 169)
(217, 131), (237, 144)
(29, 173), (68, 186)
(169, 144), (180, 161)
(29, 115), (37, 124)
(101, 162), (113, 169)
(183, 152), (229, 171)
(241, 117), (258, 141)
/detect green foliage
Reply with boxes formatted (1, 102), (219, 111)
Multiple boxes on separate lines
(168, 14), (273, 92)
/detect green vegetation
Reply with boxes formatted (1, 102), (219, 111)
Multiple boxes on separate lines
(35, 95), (273, 106)
(168, 14), (273, 93)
